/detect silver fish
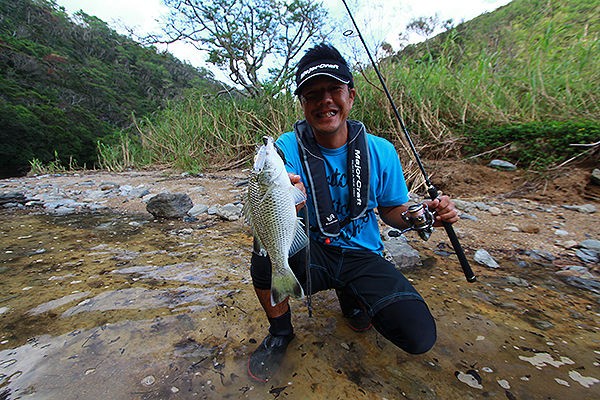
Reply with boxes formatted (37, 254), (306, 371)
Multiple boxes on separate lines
(243, 136), (308, 306)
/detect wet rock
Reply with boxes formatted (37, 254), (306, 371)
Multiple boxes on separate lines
(188, 204), (209, 217)
(0, 192), (27, 205)
(561, 204), (596, 213)
(488, 159), (517, 171)
(533, 320), (554, 330)
(474, 249), (500, 269)
(576, 248), (599, 264)
(580, 239), (600, 252)
(384, 235), (421, 269)
(525, 249), (555, 262)
(488, 206), (501, 216)
(555, 266), (594, 279)
(563, 276), (600, 294)
(146, 193), (193, 218)
(215, 203), (243, 221)
(520, 224), (540, 234)
(121, 185), (150, 198)
(505, 276), (530, 287)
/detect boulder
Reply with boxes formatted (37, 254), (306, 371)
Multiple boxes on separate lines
(146, 193), (193, 219)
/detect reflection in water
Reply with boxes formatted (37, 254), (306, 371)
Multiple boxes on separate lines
(1, 210), (598, 399)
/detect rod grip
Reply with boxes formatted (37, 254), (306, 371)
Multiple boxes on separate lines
(428, 186), (476, 282)
(442, 221), (476, 282)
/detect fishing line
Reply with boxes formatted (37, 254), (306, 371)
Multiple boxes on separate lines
(340, 0), (476, 282)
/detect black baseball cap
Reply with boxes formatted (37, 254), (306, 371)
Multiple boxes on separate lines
(294, 59), (354, 95)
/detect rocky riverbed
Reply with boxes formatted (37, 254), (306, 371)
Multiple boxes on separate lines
(0, 163), (598, 399)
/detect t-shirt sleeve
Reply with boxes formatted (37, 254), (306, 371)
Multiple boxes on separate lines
(274, 131), (301, 175)
(374, 137), (410, 207)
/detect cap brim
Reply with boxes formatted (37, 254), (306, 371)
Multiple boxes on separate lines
(294, 73), (351, 95)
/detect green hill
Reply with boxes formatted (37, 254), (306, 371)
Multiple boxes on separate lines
(0, 0), (223, 177)
(369, 0), (599, 168)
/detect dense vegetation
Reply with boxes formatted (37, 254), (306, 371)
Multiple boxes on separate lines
(0, 0), (222, 177)
(102, 0), (597, 183)
(2, 0), (598, 183)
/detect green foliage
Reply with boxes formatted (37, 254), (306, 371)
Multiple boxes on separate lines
(356, 0), (599, 169)
(463, 121), (600, 169)
(0, 0), (223, 176)
(125, 89), (300, 172)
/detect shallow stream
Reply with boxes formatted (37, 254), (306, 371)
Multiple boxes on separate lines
(1, 210), (598, 399)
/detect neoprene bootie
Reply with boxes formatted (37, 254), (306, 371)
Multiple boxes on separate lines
(247, 309), (294, 382)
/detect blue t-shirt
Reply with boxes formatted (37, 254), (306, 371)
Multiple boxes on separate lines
(276, 128), (409, 253)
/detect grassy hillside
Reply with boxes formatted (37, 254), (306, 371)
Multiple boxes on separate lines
(0, 0), (224, 177)
(353, 0), (599, 168)
(37, 0), (600, 181)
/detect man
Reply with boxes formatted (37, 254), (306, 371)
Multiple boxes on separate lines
(247, 43), (459, 382)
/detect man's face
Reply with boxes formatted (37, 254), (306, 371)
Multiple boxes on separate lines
(299, 76), (356, 139)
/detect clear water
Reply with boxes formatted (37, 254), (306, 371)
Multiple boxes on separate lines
(1, 210), (598, 399)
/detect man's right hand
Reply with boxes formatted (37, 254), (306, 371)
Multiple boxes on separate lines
(289, 173), (306, 212)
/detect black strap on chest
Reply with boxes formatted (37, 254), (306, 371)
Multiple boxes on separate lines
(294, 119), (370, 237)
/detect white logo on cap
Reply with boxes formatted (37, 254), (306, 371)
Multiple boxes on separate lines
(300, 63), (340, 80)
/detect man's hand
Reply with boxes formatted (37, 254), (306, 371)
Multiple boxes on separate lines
(289, 173), (306, 212)
(424, 195), (459, 226)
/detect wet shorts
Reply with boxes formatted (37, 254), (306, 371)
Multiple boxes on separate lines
(250, 239), (424, 316)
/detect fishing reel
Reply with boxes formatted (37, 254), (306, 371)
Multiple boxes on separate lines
(390, 203), (435, 241)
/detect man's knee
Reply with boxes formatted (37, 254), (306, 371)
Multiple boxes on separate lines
(372, 299), (436, 354)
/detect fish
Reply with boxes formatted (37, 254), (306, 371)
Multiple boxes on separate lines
(243, 136), (308, 306)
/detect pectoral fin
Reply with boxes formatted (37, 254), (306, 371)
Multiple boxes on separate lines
(291, 185), (306, 206)
(288, 218), (308, 257)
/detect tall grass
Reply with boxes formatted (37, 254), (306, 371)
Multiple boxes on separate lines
(98, 91), (301, 173)
(98, 2), (598, 178)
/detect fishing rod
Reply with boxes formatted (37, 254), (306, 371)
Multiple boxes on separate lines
(340, 0), (476, 282)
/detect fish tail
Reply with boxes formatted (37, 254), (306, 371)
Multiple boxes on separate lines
(270, 268), (304, 306)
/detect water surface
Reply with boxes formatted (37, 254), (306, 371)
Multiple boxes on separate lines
(1, 210), (598, 399)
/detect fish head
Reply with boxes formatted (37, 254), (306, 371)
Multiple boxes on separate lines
(252, 136), (286, 183)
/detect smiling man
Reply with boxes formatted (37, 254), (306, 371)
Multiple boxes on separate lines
(247, 43), (459, 383)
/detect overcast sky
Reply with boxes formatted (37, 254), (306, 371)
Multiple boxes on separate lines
(55, 0), (512, 81)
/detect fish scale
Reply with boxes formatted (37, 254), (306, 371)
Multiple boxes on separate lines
(244, 136), (308, 306)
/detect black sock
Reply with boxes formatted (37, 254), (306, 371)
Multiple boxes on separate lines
(268, 308), (293, 337)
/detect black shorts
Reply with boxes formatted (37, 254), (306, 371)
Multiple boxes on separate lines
(251, 239), (424, 316)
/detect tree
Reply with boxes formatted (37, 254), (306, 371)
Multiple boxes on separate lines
(157, 0), (329, 97)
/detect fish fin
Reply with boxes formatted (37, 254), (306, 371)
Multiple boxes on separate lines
(291, 185), (307, 206)
(271, 268), (304, 306)
(242, 199), (253, 226)
(288, 219), (308, 257)
(253, 236), (267, 257)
